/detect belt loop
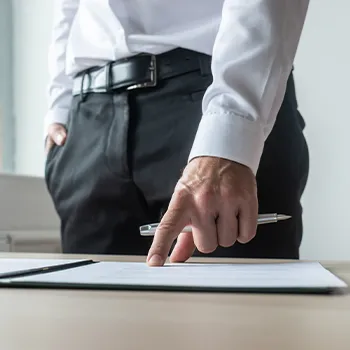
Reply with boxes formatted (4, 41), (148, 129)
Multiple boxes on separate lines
(105, 62), (113, 92)
(198, 55), (211, 76)
(80, 71), (89, 102)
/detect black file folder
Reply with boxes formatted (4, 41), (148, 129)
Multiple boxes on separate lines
(0, 258), (347, 294)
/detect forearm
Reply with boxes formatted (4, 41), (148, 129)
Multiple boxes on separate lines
(189, 0), (309, 174)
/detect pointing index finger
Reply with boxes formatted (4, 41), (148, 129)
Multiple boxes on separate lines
(147, 195), (190, 266)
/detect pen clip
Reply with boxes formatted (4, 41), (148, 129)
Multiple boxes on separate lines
(140, 223), (193, 236)
(139, 223), (159, 236)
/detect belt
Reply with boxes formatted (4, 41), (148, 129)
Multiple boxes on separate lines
(72, 48), (211, 96)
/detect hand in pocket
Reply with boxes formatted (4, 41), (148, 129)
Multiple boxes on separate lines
(45, 123), (67, 154)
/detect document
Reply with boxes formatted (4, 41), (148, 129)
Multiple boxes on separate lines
(2, 261), (347, 293)
(0, 258), (89, 277)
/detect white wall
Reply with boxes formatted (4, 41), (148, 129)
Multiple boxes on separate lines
(294, 0), (350, 260)
(10, 0), (350, 260)
(0, 1), (14, 172)
(12, 0), (54, 176)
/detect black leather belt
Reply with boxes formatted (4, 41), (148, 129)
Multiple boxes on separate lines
(72, 48), (211, 96)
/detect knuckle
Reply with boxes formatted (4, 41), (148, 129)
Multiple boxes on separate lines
(218, 239), (235, 248)
(48, 124), (58, 132)
(49, 123), (65, 134)
(239, 188), (252, 200)
(237, 236), (249, 244)
(238, 230), (256, 244)
(236, 188), (257, 204)
(220, 186), (234, 200)
(157, 220), (176, 234)
(173, 184), (190, 201)
(45, 136), (52, 144)
(45, 139), (53, 149)
(218, 232), (237, 248)
(197, 243), (217, 254)
(193, 231), (218, 254)
(194, 188), (215, 205)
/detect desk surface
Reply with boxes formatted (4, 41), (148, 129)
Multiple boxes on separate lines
(1, 253), (350, 350)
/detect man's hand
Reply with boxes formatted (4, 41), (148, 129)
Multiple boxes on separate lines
(146, 157), (258, 266)
(45, 123), (67, 154)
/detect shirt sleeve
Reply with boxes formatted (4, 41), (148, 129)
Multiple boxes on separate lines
(44, 0), (79, 139)
(188, 0), (310, 174)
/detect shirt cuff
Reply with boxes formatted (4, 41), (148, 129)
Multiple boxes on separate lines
(188, 111), (265, 175)
(43, 108), (70, 141)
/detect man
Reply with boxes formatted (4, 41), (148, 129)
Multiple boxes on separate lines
(45, 0), (310, 266)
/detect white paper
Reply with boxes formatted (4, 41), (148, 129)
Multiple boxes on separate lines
(5, 261), (347, 290)
(0, 258), (87, 275)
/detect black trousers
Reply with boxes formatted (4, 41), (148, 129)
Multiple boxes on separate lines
(45, 56), (309, 259)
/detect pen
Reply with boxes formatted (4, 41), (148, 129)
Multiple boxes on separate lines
(139, 213), (291, 236)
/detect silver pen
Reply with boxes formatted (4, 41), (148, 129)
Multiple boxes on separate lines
(139, 213), (291, 236)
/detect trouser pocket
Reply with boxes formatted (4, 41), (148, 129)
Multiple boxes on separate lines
(45, 94), (117, 215)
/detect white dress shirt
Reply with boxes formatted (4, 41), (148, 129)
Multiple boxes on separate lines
(47, 0), (309, 174)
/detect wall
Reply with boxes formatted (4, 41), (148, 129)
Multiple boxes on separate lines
(0, 173), (59, 230)
(12, 0), (54, 176)
(0, 1), (14, 172)
(294, 0), (350, 260)
(0, 173), (60, 253)
(9, 0), (350, 260)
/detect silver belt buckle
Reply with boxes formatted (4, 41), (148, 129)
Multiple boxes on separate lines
(127, 55), (157, 90)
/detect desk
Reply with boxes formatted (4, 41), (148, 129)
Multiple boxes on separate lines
(1, 253), (350, 350)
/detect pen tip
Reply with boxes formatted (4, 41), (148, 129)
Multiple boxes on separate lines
(277, 214), (292, 221)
